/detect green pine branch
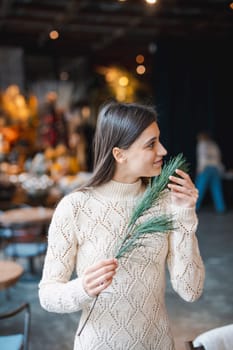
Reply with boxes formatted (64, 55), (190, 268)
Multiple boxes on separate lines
(128, 153), (189, 228)
(115, 215), (174, 259)
(115, 153), (189, 259)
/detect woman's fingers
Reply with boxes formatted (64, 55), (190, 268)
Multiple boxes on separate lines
(83, 258), (118, 297)
(168, 183), (198, 196)
(84, 258), (117, 274)
(169, 169), (192, 186)
(86, 259), (118, 284)
(91, 268), (117, 288)
(174, 168), (188, 177)
(168, 169), (198, 207)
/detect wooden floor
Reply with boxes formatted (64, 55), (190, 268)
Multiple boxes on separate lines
(1, 207), (233, 350)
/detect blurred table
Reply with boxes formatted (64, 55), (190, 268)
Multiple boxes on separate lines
(0, 206), (54, 228)
(0, 207), (53, 277)
(0, 260), (24, 290)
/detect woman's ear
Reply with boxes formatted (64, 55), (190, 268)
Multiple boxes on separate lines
(112, 147), (126, 164)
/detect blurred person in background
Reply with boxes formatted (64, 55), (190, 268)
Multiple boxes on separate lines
(195, 131), (226, 213)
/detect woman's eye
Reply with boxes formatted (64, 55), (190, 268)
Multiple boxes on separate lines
(148, 142), (155, 149)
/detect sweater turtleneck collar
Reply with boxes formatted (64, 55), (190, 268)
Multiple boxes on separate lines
(94, 179), (145, 200)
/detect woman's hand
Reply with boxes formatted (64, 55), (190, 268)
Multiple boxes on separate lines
(167, 169), (199, 208)
(82, 258), (118, 297)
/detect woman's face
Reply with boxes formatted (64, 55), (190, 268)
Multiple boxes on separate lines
(114, 122), (167, 183)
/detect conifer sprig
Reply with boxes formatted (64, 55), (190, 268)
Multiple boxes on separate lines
(128, 153), (189, 228)
(115, 215), (174, 259)
(115, 153), (189, 259)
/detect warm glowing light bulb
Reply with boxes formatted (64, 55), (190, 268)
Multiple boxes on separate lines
(106, 70), (117, 82)
(136, 54), (144, 64)
(49, 30), (59, 40)
(229, 2), (233, 10)
(136, 65), (146, 75)
(145, 0), (157, 4)
(118, 76), (129, 87)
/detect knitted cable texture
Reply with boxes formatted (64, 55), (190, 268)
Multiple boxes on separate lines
(39, 180), (205, 350)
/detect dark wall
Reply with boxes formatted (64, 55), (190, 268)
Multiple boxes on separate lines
(152, 39), (233, 178)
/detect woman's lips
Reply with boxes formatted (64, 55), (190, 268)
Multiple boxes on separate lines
(153, 159), (163, 166)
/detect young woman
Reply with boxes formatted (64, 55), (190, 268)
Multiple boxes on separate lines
(39, 101), (205, 350)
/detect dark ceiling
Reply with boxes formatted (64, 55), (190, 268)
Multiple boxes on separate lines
(0, 0), (233, 72)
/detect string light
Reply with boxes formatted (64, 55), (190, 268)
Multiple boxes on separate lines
(49, 30), (59, 40)
(136, 65), (146, 75)
(136, 54), (145, 64)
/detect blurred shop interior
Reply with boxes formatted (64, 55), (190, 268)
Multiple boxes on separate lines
(1, 0), (233, 209)
(1, 2), (233, 350)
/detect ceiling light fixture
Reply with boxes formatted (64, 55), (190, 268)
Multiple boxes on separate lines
(49, 30), (59, 40)
(145, 0), (157, 4)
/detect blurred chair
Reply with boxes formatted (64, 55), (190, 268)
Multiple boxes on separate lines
(0, 205), (30, 249)
(0, 302), (30, 350)
(2, 222), (47, 276)
(185, 324), (233, 350)
(0, 206), (48, 277)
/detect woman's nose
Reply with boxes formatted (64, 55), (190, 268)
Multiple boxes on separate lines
(158, 142), (167, 156)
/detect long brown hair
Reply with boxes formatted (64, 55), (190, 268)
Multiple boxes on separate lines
(79, 100), (158, 189)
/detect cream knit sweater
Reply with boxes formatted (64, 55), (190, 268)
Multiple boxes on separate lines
(39, 179), (205, 350)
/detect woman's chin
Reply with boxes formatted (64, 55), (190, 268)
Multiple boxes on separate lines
(152, 167), (162, 176)
(140, 167), (162, 178)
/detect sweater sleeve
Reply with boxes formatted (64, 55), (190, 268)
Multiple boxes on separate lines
(38, 195), (93, 313)
(167, 205), (205, 302)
